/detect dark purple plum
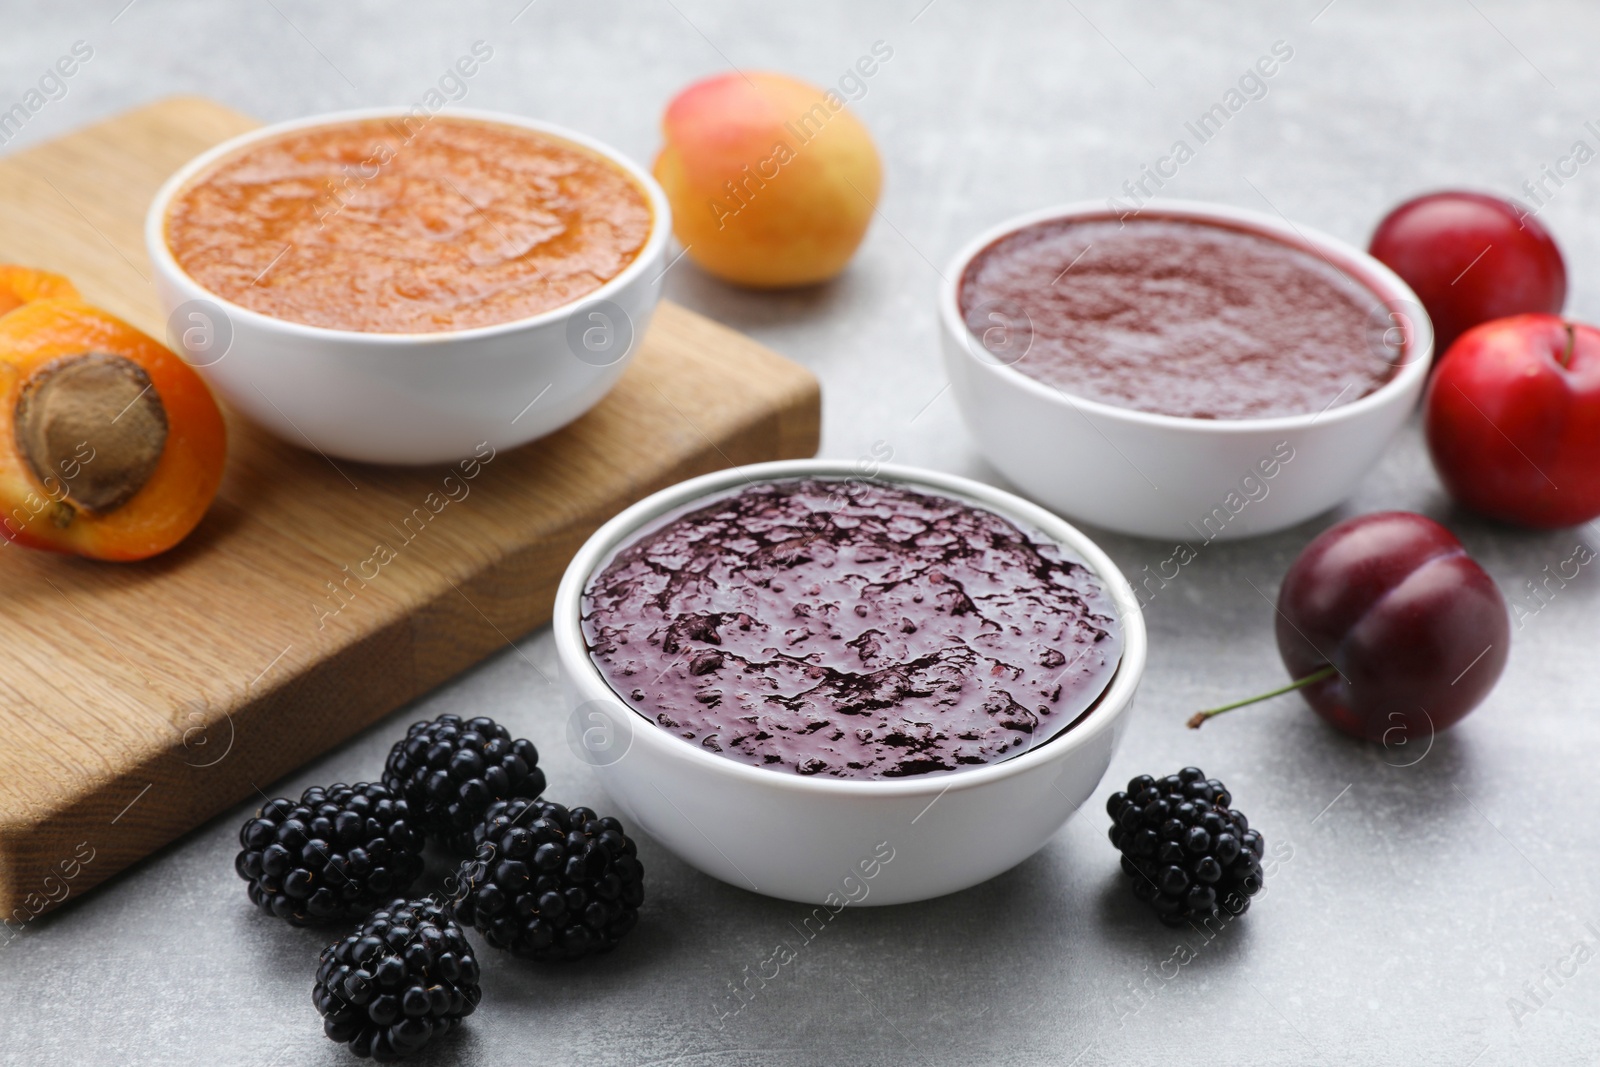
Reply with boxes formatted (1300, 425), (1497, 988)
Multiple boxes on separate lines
(1191, 512), (1509, 742)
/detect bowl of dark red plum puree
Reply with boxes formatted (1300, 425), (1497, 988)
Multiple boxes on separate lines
(940, 199), (1433, 540)
(146, 108), (670, 464)
(551, 460), (1146, 906)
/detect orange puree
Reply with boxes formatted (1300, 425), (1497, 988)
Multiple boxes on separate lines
(165, 117), (653, 334)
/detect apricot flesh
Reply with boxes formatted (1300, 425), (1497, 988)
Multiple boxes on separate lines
(654, 71), (883, 288)
(0, 266), (79, 317)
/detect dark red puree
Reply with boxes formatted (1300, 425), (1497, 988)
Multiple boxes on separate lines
(959, 217), (1402, 420)
(581, 478), (1122, 779)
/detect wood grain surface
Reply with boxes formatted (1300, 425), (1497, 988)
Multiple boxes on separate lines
(0, 97), (820, 920)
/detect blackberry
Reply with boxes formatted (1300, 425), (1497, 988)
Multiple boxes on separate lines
(313, 897), (481, 1060)
(451, 798), (644, 961)
(236, 782), (425, 926)
(1106, 766), (1265, 927)
(383, 714), (547, 854)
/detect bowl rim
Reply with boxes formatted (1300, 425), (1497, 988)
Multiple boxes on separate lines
(937, 197), (1435, 433)
(551, 459), (1148, 799)
(143, 106), (673, 346)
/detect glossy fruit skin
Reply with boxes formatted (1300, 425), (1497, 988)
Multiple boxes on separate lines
(1368, 191), (1566, 357)
(382, 713), (546, 855)
(313, 897), (480, 1059)
(1106, 768), (1264, 928)
(451, 798), (644, 962)
(236, 782), (425, 927)
(1425, 314), (1600, 527)
(1275, 512), (1509, 743)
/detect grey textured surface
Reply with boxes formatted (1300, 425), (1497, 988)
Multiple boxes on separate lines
(4, 1), (1600, 1064)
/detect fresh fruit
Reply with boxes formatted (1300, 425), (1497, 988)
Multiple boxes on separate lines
(653, 70), (882, 288)
(0, 294), (227, 560)
(1368, 190), (1566, 357)
(1107, 767), (1264, 927)
(1189, 512), (1509, 742)
(451, 798), (644, 962)
(235, 782), (426, 926)
(1425, 314), (1600, 527)
(382, 714), (546, 854)
(313, 897), (481, 1060)
(0, 265), (78, 315)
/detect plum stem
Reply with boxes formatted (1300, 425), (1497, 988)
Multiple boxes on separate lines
(1560, 323), (1576, 369)
(1186, 664), (1339, 729)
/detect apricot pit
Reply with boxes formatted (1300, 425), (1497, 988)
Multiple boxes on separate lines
(14, 352), (169, 515)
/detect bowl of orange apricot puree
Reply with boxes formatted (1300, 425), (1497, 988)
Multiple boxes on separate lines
(145, 109), (670, 464)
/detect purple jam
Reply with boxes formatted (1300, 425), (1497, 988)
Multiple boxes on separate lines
(958, 216), (1400, 420)
(580, 478), (1123, 779)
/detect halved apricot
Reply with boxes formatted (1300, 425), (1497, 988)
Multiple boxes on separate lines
(0, 298), (226, 560)
(0, 266), (79, 317)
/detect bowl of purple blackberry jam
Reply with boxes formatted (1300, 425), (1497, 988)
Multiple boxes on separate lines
(552, 460), (1146, 905)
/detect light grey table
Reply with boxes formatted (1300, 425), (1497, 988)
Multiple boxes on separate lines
(5, 2), (1599, 1064)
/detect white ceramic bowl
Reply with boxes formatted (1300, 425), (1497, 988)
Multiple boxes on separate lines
(552, 460), (1147, 906)
(939, 199), (1433, 541)
(145, 108), (671, 465)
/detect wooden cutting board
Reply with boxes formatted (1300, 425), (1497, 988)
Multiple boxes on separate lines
(0, 97), (820, 922)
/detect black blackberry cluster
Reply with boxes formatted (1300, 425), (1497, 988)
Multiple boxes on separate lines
(314, 897), (482, 1060)
(236, 782), (426, 926)
(451, 798), (645, 961)
(234, 713), (649, 1058)
(1107, 767), (1264, 927)
(383, 714), (547, 854)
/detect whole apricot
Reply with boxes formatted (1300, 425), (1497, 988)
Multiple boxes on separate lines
(653, 71), (882, 288)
